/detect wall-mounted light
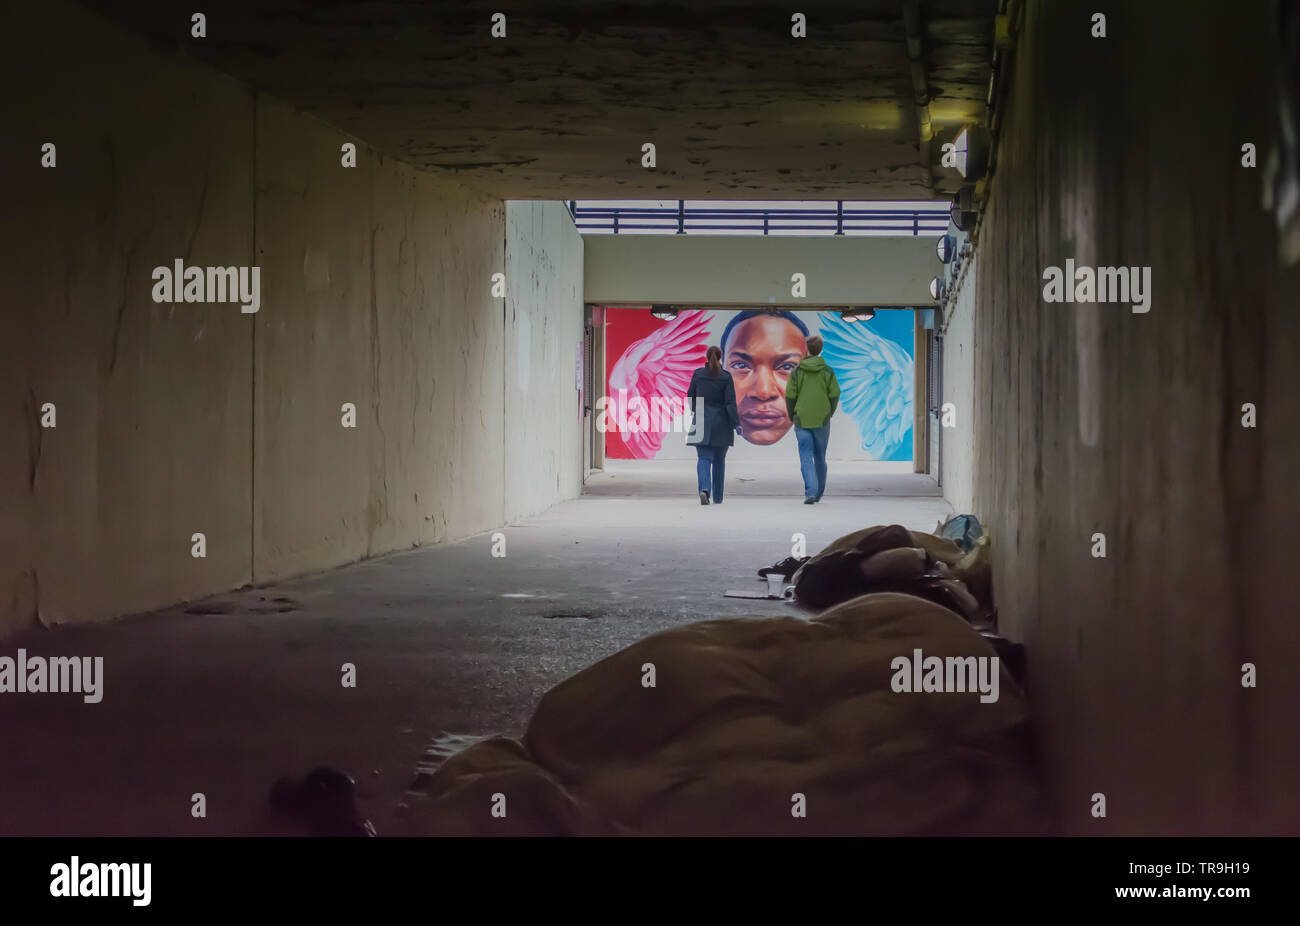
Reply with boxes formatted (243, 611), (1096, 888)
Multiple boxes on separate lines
(935, 234), (955, 263)
(950, 185), (979, 232)
(929, 277), (945, 301)
(951, 125), (990, 181)
(650, 305), (679, 320)
(951, 205), (979, 231)
(840, 307), (876, 323)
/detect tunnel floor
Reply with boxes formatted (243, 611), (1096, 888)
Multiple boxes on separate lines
(0, 461), (949, 836)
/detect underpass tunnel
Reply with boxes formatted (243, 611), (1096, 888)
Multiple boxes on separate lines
(1, 0), (1297, 840)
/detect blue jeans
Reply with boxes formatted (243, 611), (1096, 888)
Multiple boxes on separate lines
(695, 445), (728, 502)
(795, 424), (830, 500)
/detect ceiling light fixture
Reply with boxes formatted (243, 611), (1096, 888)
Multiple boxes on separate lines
(936, 234), (955, 263)
(951, 125), (990, 181)
(650, 305), (679, 320)
(841, 307), (876, 323)
(929, 277), (945, 301)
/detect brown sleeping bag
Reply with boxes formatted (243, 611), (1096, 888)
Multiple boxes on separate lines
(393, 592), (1049, 836)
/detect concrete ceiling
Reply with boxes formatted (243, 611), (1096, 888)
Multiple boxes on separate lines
(82, 0), (996, 200)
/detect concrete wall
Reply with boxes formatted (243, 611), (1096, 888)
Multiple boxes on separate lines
(584, 234), (937, 306)
(252, 98), (507, 582)
(504, 202), (585, 521)
(939, 251), (977, 514)
(971, 0), (1299, 834)
(1, 0), (587, 634)
(1, 0), (256, 637)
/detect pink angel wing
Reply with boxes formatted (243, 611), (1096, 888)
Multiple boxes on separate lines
(608, 310), (712, 458)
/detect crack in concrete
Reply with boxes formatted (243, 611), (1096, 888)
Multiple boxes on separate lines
(429, 159), (539, 170)
(106, 229), (148, 377)
(25, 387), (41, 492)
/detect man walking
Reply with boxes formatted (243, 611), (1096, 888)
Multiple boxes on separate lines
(784, 335), (840, 504)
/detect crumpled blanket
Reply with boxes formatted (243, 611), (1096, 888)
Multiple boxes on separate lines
(790, 523), (1021, 682)
(791, 523), (994, 618)
(393, 591), (1049, 836)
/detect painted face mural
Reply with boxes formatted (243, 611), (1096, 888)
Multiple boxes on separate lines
(602, 307), (915, 462)
(722, 313), (807, 445)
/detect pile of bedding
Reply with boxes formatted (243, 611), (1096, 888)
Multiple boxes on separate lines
(394, 523), (1048, 836)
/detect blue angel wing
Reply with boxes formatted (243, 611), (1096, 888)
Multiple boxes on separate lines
(816, 312), (914, 461)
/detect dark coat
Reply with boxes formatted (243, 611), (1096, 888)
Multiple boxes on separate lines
(687, 367), (740, 447)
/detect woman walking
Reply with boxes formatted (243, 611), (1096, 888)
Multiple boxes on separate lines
(686, 346), (741, 505)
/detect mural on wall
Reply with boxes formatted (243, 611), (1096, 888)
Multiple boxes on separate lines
(816, 311), (914, 461)
(605, 309), (711, 458)
(602, 307), (914, 461)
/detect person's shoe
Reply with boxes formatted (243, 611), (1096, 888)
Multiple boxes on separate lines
(758, 556), (809, 578)
(814, 496), (823, 503)
(803, 497), (816, 505)
(269, 766), (377, 836)
(700, 491), (710, 505)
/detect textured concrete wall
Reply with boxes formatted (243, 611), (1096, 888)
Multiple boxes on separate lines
(2, 0), (255, 637)
(940, 252), (976, 514)
(2, 0), (513, 631)
(504, 202), (585, 521)
(972, 0), (1299, 834)
(363, 163), (506, 555)
(253, 98), (506, 582)
(584, 235), (938, 306)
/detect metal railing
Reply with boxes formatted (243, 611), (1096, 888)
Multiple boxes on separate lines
(569, 200), (950, 236)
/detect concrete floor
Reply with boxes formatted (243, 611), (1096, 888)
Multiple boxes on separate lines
(0, 461), (949, 836)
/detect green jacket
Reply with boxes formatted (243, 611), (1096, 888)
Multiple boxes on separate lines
(785, 356), (841, 430)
